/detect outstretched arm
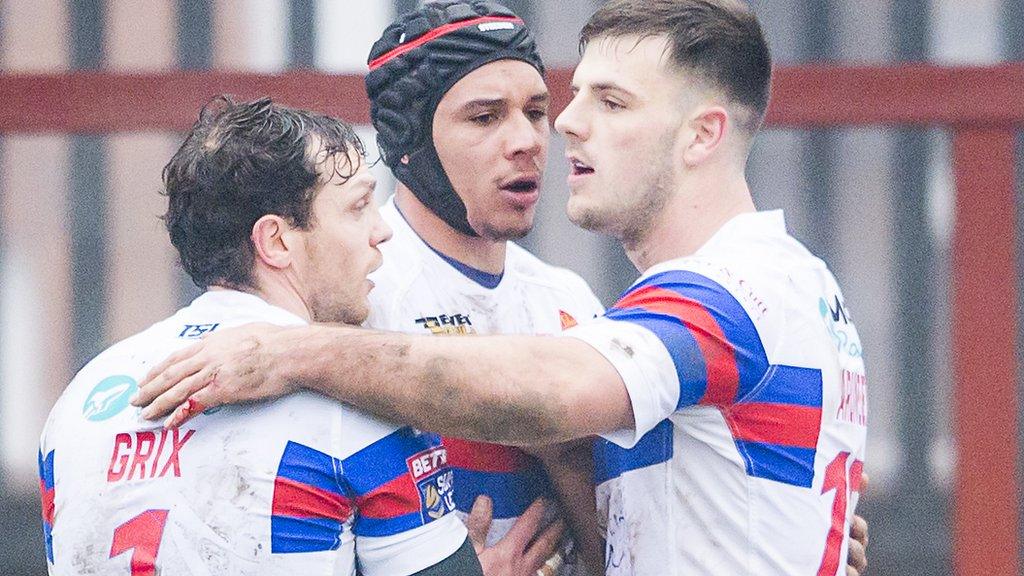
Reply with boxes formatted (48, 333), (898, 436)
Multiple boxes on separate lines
(135, 323), (634, 446)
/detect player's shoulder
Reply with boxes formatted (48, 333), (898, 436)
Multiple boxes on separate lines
(698, 210), (831, 276)
(42, 309), (190, 447)
(66, 310), (186, 392)
(633, 208), (831, 309)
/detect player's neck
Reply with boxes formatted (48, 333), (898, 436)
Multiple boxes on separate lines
(395, 185), (507, 275)
(223, 273), (313, 324)
(624, 170), (755, 273)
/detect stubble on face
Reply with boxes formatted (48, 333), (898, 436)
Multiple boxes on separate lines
(468, 212), (534, 242)
(569, 130), (676, 247)
(305, 236), (368, 326)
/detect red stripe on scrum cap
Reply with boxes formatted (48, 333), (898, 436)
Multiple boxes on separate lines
(368, 16), (524, 71)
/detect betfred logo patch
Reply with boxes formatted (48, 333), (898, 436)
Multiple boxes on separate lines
(415, 313), (475, 335)
(406, 446), (455, 521)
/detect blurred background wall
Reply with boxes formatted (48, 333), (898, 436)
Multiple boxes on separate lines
(0, 1), (1021, 574)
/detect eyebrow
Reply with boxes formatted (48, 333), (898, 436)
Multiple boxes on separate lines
(528, 92), (551, 104)
(461, 98), (506, 111)
(460, 92), (550, 111)
(589, 82), (636, 98)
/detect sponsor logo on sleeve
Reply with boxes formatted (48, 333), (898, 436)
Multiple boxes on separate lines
(82, 375), (138, 421)
(819, 296), (862, 358)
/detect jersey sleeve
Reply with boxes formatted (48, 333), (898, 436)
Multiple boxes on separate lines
(342, 427), (467, 576)
(564, 269), (770, 448)
(38, 447), (56, 565)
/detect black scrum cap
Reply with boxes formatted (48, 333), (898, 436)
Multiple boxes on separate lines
(366, 1), (545, 236)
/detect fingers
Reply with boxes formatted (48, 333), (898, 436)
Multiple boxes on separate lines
(139, 365), (218, 422)
(133, 348), (206, 408)
(503, 498), (548, 546)
(163, 391), (214, 429)
(847, 536), (867, 574)
(536, 551), (564, 576)
(850, 514), (869, 549)
(846, 565), (859, 576)
(466, 495), (494, 554)
(524, 519), (566, 572)
(138, 343), (202, 391)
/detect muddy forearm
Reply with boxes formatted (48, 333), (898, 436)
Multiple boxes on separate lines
(283, 326), (630, 445)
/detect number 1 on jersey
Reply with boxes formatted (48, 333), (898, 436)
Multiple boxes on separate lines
(816, 452), (863, 576)
(110, 509), (169, 576)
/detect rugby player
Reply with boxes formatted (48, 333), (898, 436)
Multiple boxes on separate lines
(363, 2), (604, 574)
(136, 1), (871, 574)
(38, 97), (485, 575)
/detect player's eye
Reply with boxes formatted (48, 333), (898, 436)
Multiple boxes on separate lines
(470, 112), (498, 126)
(352, 196), (370, 213)
(526, 108), (548, 122)
(602, 98), (625, 111)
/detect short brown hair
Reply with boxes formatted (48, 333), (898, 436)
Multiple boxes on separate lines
(580, 0), (771, 133)
(163, 96), (365, 290)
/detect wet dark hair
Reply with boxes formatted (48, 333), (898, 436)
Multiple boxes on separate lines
(580, 0), (771, 133)
(162, 96), (365, 289)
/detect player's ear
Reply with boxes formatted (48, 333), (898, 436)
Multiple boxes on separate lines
(251, 215), (299, 270)
(681, 105), (729, 167)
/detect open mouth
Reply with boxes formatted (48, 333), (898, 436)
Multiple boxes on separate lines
(570, 158), (594, 176)
(500, 177), (540, 194)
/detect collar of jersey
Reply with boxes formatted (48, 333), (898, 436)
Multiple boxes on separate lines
(392, 200), (505, 289)
(638, 209), (787, 281)
(193, 288), (309, 326)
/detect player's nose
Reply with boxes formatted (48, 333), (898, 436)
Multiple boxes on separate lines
(504, 112), (545, 159)
(554, 94), (587, 141)
(370, 209), (393, 247)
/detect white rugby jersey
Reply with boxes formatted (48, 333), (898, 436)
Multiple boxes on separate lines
(367, 198), (604, 551)
(566, 211), (867, 575)
(39, 290), (466, 576)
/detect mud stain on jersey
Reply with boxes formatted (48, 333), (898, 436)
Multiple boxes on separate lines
(610, 337), (635, 358)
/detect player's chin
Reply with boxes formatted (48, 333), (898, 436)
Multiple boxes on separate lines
(565, 196), (589, 225)
(473, 213), (534, 241)
(343, 303), (370, 326)
(492, 220), (533, 241)
(566, 200), (610, 233)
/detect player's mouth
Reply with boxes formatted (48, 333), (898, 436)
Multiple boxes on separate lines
(498, 175), (540, 209)
(566, 155), (594, 189)
(366, 254), (384, 289)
